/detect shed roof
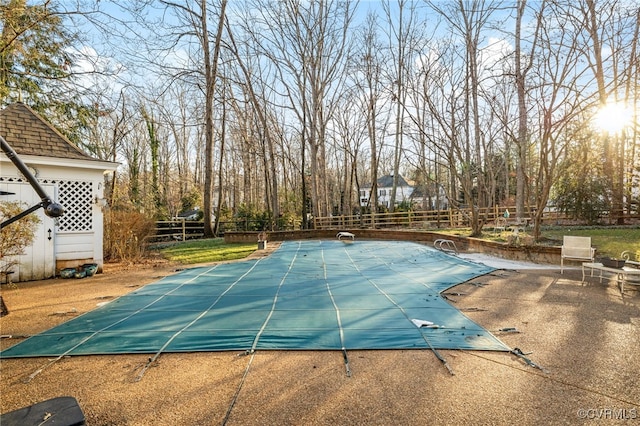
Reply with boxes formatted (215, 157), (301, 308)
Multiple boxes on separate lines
(0, 102), (96, 161)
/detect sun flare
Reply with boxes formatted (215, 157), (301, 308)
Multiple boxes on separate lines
(594, 102), (632, 134)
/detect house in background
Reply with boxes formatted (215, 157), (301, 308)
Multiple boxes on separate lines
(360, 174), (415, 209)
(410, 182), (449, 211)
(0, 102), (118, 282)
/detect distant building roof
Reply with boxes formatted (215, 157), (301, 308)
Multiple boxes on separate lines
(363, 174), (412, 189)
(0, 102), (97, 161)
(410, 182), (444, 199)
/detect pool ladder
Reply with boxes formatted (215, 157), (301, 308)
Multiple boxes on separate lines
(433, 239), (458, 255)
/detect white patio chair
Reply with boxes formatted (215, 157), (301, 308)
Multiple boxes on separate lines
(493, 217), (507, 234)
(561, 236), (595, 274)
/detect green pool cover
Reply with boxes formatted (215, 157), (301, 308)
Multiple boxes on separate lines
(0, 240), (510, 358)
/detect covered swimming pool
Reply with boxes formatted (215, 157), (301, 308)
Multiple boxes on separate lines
(0, 240), (510, 359)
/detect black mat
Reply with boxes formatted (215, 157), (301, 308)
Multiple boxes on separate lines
(0, 396), (85, 426)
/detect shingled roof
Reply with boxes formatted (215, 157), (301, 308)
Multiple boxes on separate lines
(362, 174), (412, 189)
(0, 102), (95, 161)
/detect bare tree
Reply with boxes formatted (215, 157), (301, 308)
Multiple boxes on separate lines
(528, 1), (593, 238)
(513, 0), (542, 222)
(539, 0), (639, 227)
(198, 0), (227, 236)
(225, 20), (280, 228)
(242, 0), (357, 219)
(381, 0), (421, 212)
(52, 0), (639, 233)
(349, 11), (392, 221)
(407, 37), (466, 214)
(331, 89), (368, 216)
(428, 0), (504, 235)
(577, 0), (637, 224)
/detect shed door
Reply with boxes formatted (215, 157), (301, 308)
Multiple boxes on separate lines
(1, 182), (56, 282)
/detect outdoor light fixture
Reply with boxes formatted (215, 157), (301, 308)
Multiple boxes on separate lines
(94, 196), (108, 208)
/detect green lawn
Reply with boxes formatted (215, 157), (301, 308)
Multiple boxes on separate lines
(437, 226), (639, 260)
(543, 228), (640, 260)
(157, 238), (257, 264)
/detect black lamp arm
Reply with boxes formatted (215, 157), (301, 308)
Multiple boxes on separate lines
(0, 135), (64, 230)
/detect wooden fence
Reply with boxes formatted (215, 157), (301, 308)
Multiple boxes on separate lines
(149, 206), (638, 242)
(313, 206), (545, 230)
(149, 219), (270, 242)
(151, 220), (205, 242)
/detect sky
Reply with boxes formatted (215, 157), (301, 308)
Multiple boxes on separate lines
(66, 0), (521, 99)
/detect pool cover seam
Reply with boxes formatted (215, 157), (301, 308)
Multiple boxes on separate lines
(249, 241), (302, 353)
(19, 264), (223, 381)
(140, 258), (266, 367)
(132, 261), (269, 381)
(342, 247), (436, 344)
(322, 248), (348, 351)
(343, 246), (457, 372)
(360, 244), (501, 351)
(322, 246), (353, 376)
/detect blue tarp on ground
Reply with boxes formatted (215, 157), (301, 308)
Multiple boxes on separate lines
(0, 240), (510, 358)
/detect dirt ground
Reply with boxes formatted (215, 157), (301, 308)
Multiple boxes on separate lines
(1, 245), (639, 425)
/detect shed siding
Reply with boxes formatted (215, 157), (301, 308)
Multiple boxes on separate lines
(55, 232), (95, 260)
(0, 182), (56, 281)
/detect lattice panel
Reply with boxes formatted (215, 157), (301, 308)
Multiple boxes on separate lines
(57, 181), (93, 232)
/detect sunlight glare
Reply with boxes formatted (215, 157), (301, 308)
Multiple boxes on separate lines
(594, 103), (632, 134)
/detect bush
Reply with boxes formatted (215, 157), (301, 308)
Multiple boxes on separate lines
(0, 201), (40, 280)
(234, 204), (271, 231)
(104, 209), (155, 262)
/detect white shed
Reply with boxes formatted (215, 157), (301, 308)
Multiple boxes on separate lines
(0, 102), (118, 282)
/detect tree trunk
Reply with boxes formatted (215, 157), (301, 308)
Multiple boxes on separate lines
(0, 296), (8, 317)
(202, 0), (227, 237)
(515, 0), (527, 222)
